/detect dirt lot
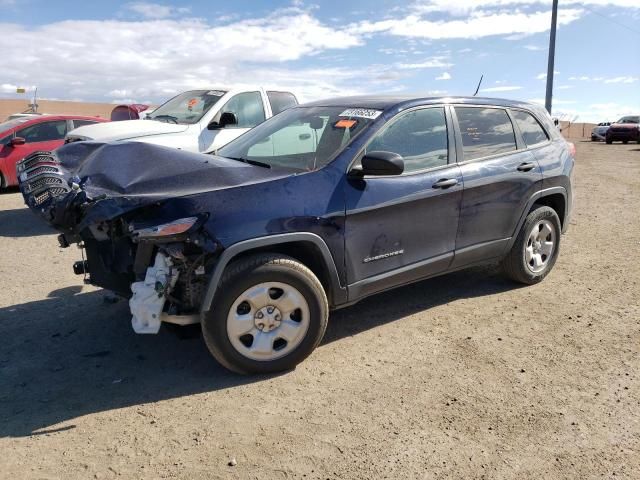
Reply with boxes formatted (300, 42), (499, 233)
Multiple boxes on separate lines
(0, 141), (638, 479)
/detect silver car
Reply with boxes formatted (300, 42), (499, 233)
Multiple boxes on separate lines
(591, 122), (611, 141)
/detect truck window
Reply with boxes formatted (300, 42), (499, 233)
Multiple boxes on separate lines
(221, 92), (266, 128)
(267, 91), (298, 116)
(454, 107), (516, 161)
(511, 110), (548, 147)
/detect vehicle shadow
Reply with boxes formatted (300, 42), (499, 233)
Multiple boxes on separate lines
(0, 265), (520, 438)
(0, 207), (57, 237)
(324, 265), (519, 343)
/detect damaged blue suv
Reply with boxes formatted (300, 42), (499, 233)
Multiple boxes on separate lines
(18, 96), (574, 374)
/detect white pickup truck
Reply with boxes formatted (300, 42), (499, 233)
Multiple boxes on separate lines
(65, 87), (298, 153)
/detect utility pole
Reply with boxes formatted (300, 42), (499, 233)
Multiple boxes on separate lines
(545, 0), (558, 114)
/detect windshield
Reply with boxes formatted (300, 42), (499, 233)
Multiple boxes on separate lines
(0, 118), (31, 132)
(148, 89), (226, 124)
(217, 106), (379, 171)
(617, 116), (640, 124)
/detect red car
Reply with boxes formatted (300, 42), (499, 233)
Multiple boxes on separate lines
(0, 115), (107, 188)
(605, 115), (640, 144)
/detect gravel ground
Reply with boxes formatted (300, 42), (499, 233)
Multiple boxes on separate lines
(0, 141), (638, 479)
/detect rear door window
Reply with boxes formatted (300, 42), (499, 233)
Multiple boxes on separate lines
(511, 110), (548, 147)
(16, 120), (68, 143)
(267, 91), (298, 115)
(454, 107), (516, 161)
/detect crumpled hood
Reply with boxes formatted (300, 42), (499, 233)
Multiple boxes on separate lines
(57, 141), (287, 199)
(20, 141), (292, 231)
(68, 119), (189, 141)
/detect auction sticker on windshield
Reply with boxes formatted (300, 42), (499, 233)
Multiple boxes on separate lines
(339, 108), (382, 120)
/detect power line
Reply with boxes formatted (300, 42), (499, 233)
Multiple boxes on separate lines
(581, 4), (640, 37)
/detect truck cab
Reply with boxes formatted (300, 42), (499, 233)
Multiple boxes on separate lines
(65, 87), (298, 153)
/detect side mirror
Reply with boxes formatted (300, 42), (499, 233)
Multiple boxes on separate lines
(352, 151), (404, 177)
(208, 112), (238, 130)
(9, 137), (26, 147)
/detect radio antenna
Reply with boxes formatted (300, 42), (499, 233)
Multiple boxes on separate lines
(473, 75), (484, 96)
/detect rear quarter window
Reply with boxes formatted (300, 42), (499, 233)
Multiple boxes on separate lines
(73, 119), (100, 129)
(511, 110), (549, 147)
(454, 107), (516, 161)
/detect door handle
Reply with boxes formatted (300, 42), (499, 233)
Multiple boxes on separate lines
(432, 178), (458, 189)
(517, 162), (536, 172)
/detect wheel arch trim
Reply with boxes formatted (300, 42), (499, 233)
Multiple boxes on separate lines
(200, 233), (346, 313)
(505, 186), (568, 252)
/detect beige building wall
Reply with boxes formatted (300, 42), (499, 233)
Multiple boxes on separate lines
(1, 99), (115, 122)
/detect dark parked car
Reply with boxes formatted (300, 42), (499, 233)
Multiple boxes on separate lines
(18, 96), (574, 374)
(605, 115), (640, 144)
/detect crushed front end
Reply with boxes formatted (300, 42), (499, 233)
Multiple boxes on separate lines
(17, 142), (233, 334)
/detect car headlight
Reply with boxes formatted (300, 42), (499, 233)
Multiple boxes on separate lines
(132, 216), (200, 239)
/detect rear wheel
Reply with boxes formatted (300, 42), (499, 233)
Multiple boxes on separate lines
(605, 138), (613, 144)
(202, 254), (328, 374)
(623, 140), (629, 144)
(502, 206), (561, 285)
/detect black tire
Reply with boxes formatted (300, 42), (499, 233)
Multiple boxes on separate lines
(502, 206), (561, 285)
(202, 254), (328, 374)
(590, 136), (597, 142)
(605, 138), (613, 144)
(623, 140), (629, 144)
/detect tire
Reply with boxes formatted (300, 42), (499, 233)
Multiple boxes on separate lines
(590, 136), (597, 142)
(623, 140), (629, 144)
(605, 138), (613, 144)
(202, 254), (328, 374)
(502, 206), (561, 285)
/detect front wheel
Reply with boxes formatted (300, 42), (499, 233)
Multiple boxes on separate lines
(606, 138), (613, 144)
(202, 254), (328, 374)
(502, 206), (561, 285)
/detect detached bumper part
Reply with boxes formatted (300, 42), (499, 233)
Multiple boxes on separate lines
(129, 252), (179, 334)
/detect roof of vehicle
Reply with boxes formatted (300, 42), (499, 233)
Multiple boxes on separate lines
(0, 115), (107, 133)
(302, 95), (536, 111)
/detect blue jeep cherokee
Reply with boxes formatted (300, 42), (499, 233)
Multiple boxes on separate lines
(18, 96), (575, 374)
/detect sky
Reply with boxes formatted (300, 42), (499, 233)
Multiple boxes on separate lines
(0, 0), (639, 122)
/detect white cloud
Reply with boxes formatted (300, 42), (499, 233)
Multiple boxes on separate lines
(603, 76), (638, 84)
(410, 0), (640, 15)
(568, 75), (638, 83)
(436, 72), (452, 80)
(0, 12), (364, 103)
(524, 45), (543, 51)
(396, 57), (453, 69)
(126, 2), (191, 19)
(350, 9), (583, 40)
(480, 85), (523, 92)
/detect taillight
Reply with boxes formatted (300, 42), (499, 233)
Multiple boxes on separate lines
(567, 142), (576, 158)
